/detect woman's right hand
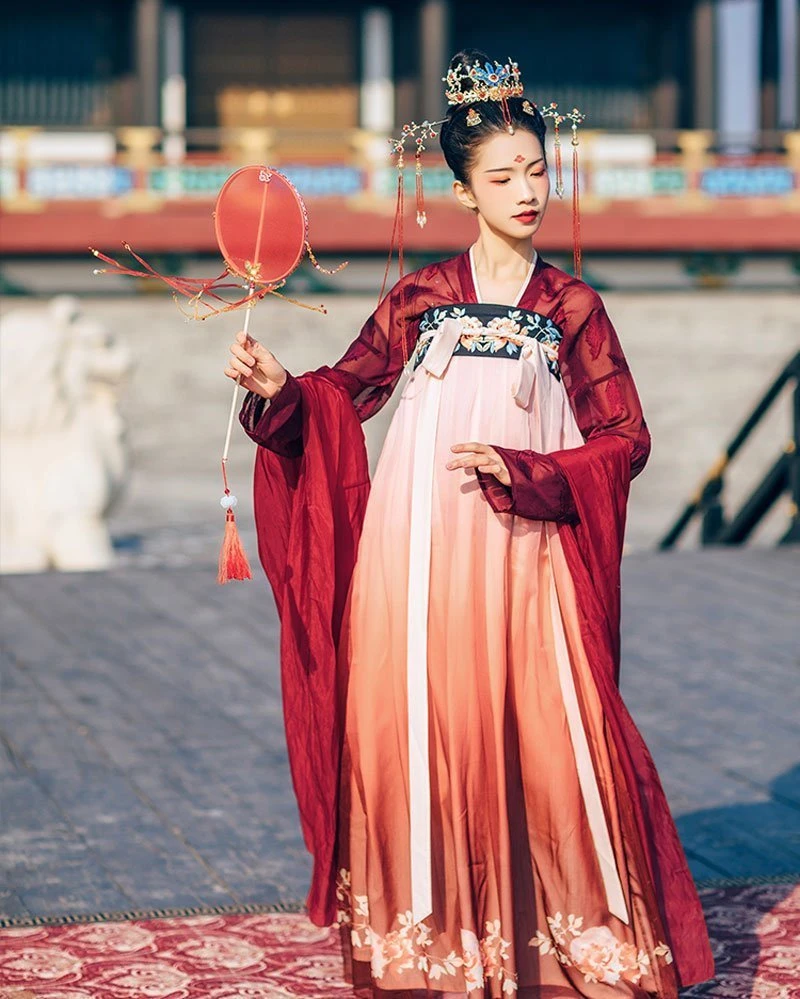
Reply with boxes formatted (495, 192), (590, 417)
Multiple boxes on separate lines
(224, 331), (288, 400)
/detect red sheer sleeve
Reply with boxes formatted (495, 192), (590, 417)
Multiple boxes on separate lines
(476, 290), (651, 522)
(239, 272), (420, 456)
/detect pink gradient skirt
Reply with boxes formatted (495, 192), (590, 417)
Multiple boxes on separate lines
(334, 332), (677, 997)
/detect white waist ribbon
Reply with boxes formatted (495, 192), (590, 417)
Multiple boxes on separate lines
(406, 320), (628, 925)
(406, 318), (460, 923)
(545, 523), (630, 925)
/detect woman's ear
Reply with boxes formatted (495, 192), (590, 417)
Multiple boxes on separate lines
(453, 179), (478, 213)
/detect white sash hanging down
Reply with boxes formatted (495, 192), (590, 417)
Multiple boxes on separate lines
(405, 318), (629, 926)
(406, 317), (461, 923)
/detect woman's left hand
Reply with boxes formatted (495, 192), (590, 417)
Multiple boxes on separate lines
(447, 442), (511, 486)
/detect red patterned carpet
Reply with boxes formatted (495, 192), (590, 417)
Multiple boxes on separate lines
(0, 882), (797, 998)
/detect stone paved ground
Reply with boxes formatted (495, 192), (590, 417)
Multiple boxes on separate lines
(1, 546), (798, 923)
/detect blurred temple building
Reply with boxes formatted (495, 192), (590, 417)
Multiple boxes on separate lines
(1, 0), (799, 256)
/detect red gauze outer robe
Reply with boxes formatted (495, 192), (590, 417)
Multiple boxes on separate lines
(239, 252), (714, 988)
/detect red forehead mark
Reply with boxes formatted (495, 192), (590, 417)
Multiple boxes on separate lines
(513, 154), (525, 163)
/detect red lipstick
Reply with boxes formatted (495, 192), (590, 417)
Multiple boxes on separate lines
(513, 210), (539, 223)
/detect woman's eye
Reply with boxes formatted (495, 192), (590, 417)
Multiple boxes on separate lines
(493, 178), (510, 185)
(531, 170), (546, 178)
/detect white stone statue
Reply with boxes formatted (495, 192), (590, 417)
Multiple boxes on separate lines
(0, 295), (132, 572)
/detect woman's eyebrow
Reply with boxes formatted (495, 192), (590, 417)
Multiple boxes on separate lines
(483, 157), (545, 173)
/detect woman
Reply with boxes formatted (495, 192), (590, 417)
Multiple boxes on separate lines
(226, 50), (714, 999)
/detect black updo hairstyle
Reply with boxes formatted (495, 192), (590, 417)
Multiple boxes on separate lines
(439, 48), (548, 185)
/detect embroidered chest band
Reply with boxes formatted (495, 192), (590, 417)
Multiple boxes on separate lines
(413, 303), (563, 381)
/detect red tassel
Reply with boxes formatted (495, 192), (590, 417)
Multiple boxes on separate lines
(572, 141), (582, 281)
(379, 149), (408, 364)
(501, 95), (514, 133)
(218, 508), (252, 584)
(554, 137), (564, 198)
(90, 244), (270, 319)
(89, 243), (332, 320)
(397, 168), (405, 282)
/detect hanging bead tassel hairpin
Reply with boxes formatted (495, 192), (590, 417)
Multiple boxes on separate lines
(541, 103), (565, 198)
(410, 121), (439, 232)
(415, 139), (426, 229)
(384, 120), (444, 366)
(566, 108), (586, 280)
(542, 103), (585, 278)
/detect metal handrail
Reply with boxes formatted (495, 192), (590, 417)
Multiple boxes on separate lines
(659, 351), (800, 548)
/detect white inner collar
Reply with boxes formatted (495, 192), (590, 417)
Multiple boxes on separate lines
(469, 244), (537, 308)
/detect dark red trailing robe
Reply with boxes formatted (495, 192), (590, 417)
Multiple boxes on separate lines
(239, 251), (715, 988)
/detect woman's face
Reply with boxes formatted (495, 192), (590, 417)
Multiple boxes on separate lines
(453, 128), (550, 240)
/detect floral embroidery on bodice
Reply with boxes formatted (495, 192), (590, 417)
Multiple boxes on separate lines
(414, 304), (563, 380)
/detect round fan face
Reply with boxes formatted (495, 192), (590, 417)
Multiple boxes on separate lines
(214, 166), (308, 285)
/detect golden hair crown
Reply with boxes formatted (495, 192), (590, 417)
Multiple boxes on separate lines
(443, 57), (524, 106)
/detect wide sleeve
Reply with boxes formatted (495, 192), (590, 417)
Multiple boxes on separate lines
(476, 293), (651, 522)
(239, 272), (420, 457)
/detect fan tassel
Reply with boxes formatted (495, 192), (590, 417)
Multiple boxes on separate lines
(218, 508), (252, 584)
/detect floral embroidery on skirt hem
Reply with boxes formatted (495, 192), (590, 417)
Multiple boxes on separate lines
(336, 868), (674, 994)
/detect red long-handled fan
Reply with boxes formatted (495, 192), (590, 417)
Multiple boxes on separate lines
(91, 165), (346, 583)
